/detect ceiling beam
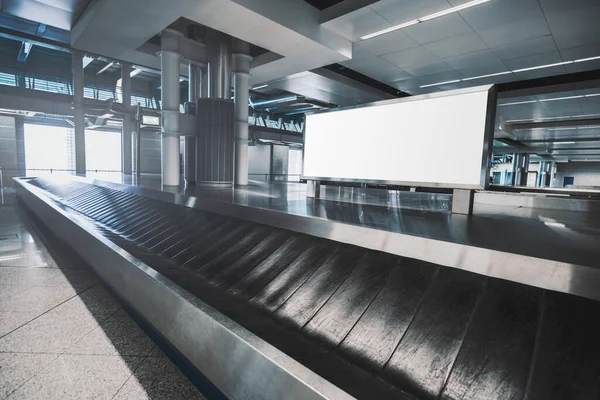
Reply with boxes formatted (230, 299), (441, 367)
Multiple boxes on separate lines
(320, 0), (380, 23)
(16, 41), (32, 62)
(0, 26), (69, 52)
(508, 118), (600, 130)
(96, 61), (115, 75)
(497, 69), (600, 99)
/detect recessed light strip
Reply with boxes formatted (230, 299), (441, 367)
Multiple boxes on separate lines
(251, 84), (268, 90)
(511, 61), (573, 73)
(419, 79), (461, 88)
(419, 56), (600, 88)
(360, 0), (491, 40)
(462, 71), (512, 81)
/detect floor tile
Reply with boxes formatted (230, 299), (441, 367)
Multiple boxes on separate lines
(71, 285), (121, 316)
(0, 286), (80, 313)
(113, 356), (205, 400)
(0, 312), (39, 338)
(146, 344), (167, 358)
(0, 352), (58, 399)
(0, 305), (102, 354)
(0, 285), (30, 301)
(0, 268), (97, 288)
(0, 250), (49, 268)
(7, 354), (142, 400)
(67, 310), (154, 357)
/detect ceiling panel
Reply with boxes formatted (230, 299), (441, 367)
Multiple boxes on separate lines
(322, 7), (391, 42)
(402, 13), (473, 45)
(381, 46), (440, 68)
(340, 54), (410, 82)
(502, 50), (564, 71)
(368, 0), (452, 25)
(490, 35), (558, 61)
(443, 49), (505, 69)
(402, 61), (454, 77)
(539, 0), (600, 49)
(459, 0), (550, 48)
(353, 30), (418, 55)
(559, 42), (600, 60)
(424, 32), (488, 59)
(566, 60), (600, 74)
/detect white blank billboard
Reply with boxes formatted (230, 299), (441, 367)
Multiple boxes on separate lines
(302, 87), (494, 188)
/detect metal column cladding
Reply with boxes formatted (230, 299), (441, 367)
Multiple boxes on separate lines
(196, 98), (235, 186)
(184, 64), (203, 184)
(72, 50), (86, 175)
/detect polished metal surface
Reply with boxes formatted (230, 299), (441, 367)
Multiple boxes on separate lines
(14, 177), (354, 400)
(196, 99), (234, 186)
(208, 30), (232, 100)
(43, 175), (600, 302)
(16, 176), (600, 400)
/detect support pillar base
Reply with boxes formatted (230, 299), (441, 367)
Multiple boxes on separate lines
(452, 189), (474, 215)
(307, 180), (321, 198)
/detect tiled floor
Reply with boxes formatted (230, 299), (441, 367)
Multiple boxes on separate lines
(0, 191), (206, 399)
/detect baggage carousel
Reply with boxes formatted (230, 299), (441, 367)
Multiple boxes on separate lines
(14, 176), (600, 400)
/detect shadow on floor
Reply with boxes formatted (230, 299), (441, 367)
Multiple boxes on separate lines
(9, 198), (216, 399)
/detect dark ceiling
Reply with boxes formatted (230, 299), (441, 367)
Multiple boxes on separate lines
(303, 0), (347, 11)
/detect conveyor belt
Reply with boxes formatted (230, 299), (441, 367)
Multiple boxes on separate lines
(20, 177), (600, 399)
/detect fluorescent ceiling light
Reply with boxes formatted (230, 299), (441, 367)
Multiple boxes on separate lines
(252, 84), (268, 90)
(420, 79), (460, 88)
(512, 61), (573, 73)
(539, 95), (584, 102)
(417, 54), (600, 88)
(360, 20), (418, 40)
(554, 141), (576, 144)
(360, 0), (491, 40)
(23, 42), (33, 54)
(575, 56), (600, 63)
(462, 71), (512, 81)
(498, 100), (537, 106)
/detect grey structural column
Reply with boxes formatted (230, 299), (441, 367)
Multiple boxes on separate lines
(159, 29), (182, 187)
(516, 154), (530, 186)
(72, 50), (86, 175)
(233, 40), (252, 186)
(196, 30), (234, 186)
(537, 161), (546, 187)
(121, 61), (133, 175)
(15, 116), (25, 176)
(511, 153), (520, 186)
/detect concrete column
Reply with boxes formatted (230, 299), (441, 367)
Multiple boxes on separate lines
(511, 154), (520, 186)
(537, 162), (546, 187)
(516, 154), (530, 186)
(159, 29), (182, 187)
(121, 62), (133, 175)
(15, 116), (25, 176)
(72, 50), (86, 175)
(233, 40), (252, 186)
